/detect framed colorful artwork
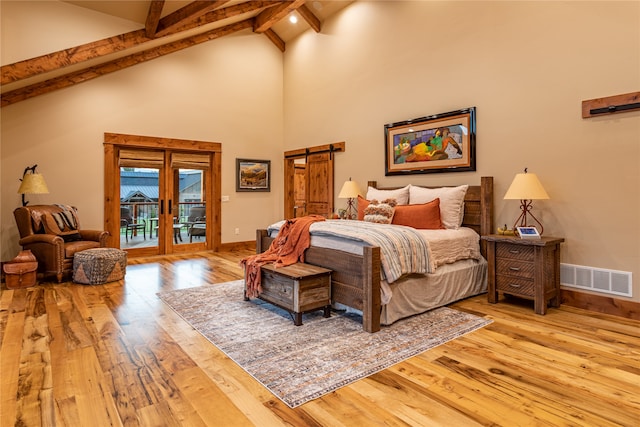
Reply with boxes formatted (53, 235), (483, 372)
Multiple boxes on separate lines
(384, 107), (476, 175)
(236, 159), (270, 192)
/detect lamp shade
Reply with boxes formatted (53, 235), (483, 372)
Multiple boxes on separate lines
(338, 180), (361, 199)
(18, 173), (49, 195)
(504, 172), (549, 200)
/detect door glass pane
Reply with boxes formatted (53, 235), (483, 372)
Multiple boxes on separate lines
(120, 167), (159, 249)
(174, 169), (206, 245)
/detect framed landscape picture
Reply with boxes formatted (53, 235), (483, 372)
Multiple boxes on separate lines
(384, 107), (476, 175)
(236, 159), (270, 192)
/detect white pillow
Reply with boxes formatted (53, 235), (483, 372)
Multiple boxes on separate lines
(366, 184), (410, 205)
(409, 184), (468, 229)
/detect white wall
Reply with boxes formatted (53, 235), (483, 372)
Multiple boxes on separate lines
(1, 1), (284, 259)
(283, 1), (640, 301)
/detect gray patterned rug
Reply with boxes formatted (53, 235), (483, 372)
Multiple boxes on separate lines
(157, 280), (491, 408)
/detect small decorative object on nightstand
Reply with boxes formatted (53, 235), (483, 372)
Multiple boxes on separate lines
(482, 234), (564, 315)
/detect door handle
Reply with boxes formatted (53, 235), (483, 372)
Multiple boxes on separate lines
(169, 200), (172, 214)
(160, 200), (164, 215)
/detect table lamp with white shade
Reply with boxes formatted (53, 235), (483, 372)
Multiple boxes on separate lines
(338, 178), (361, 220)
(503, 168), (549, 235)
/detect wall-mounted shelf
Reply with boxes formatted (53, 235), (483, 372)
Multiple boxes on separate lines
(582, 91), (640, 118)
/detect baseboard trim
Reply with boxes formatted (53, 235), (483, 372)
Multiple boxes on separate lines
(561, 289), (640, 320)
(219, 241), (255, 252)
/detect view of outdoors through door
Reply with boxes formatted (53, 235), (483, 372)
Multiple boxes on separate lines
(120, 167), (159, 250)
(173, 168), (206, 247)
(119, 167), (205, 249)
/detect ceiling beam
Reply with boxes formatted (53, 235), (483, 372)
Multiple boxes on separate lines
(297, 4), (321, 33)
(145, 0), (165, 37)
(165, 1), (277, 35)
(264, 29), (286, 52)
(154, 0), (230, 37)
(1, 20), (253, 107)
(0, 1), (274, 86)
(253, 0), (306, 33)
(1, 30), (149, 86)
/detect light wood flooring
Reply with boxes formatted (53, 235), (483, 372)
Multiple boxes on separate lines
(1, 249), (638, 426)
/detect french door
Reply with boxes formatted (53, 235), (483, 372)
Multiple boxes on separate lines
(104, 133), (221, 257)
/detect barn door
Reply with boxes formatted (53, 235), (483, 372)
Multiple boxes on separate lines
(305, 151), (333, 216)
(283, 142), (345, 219)
(293, 163), (306, 217)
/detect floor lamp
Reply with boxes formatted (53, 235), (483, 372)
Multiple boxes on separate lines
(17, 164), (49, 206)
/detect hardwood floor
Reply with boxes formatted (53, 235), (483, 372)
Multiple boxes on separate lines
(1, 250), (638, 426)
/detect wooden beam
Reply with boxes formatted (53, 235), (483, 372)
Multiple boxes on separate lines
(1, 20), (253, 107)
(263, 29), (285, 52)
(1, 30), (150, 85)
(582, 91), (640, 118)
(297, 4), (321, 33)
(253, 0), (306, 33)
(0, 1), (274, 85)
(145, 0), (165, 37)
(155, 0), (230, 37)
(164, 1), (277, 36)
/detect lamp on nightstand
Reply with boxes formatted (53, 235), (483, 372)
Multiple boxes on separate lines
(338, 178), (361, 220)
(504, 168), (549, 234)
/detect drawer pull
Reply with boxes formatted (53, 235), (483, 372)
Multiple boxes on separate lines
(509, 267), (521, 271)
(509, 283), (521, 288)
(509, 249), (520, 254)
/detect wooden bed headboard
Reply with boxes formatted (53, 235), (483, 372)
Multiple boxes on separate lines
(368, 176), (494, 243)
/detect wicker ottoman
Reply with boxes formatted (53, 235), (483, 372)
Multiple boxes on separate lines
(73, 248), (127, 285)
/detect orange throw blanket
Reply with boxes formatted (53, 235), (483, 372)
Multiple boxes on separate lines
(241, 215), (326, 298)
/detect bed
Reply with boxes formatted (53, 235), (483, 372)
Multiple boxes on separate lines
(256, 176), (494, 333)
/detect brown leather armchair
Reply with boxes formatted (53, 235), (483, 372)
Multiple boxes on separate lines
(13, 205), (109, 283)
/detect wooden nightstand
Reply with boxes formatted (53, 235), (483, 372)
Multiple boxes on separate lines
(482, 234), (564, 315)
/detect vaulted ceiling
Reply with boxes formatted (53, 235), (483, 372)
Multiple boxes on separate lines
(0, 1), (352, 107)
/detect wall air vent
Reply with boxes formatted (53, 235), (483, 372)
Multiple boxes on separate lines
(560, 263), (632, 297)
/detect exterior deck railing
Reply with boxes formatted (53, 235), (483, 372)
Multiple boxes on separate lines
(120, 201), (205, 235)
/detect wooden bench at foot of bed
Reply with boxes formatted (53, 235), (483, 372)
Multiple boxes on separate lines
(244, 262), (332, 326)
(256, 230), (382, 332)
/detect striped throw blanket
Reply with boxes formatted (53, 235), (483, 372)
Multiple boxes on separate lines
(270, 220), (431, 283)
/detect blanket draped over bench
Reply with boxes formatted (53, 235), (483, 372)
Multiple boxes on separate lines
(241, 215), (325, 298)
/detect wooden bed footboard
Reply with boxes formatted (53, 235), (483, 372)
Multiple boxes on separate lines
(256, 230), (382, 332)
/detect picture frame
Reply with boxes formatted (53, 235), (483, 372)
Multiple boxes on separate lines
(236, 158), (270, 192)
(384, 107), (476, 175)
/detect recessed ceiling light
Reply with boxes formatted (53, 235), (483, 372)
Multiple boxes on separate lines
(289, 14), (298, 24)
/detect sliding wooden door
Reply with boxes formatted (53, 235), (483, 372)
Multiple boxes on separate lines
(104, 133), (221, 257)
(284, 142), (345, 219)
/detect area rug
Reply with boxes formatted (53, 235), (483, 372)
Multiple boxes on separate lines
(157, 280), (491, 408)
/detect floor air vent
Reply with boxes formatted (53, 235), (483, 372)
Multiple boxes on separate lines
(560, 263), (632, 297)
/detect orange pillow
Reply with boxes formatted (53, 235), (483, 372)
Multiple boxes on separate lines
(392, 198), (444, 229)
(357, 195), (370, 220)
